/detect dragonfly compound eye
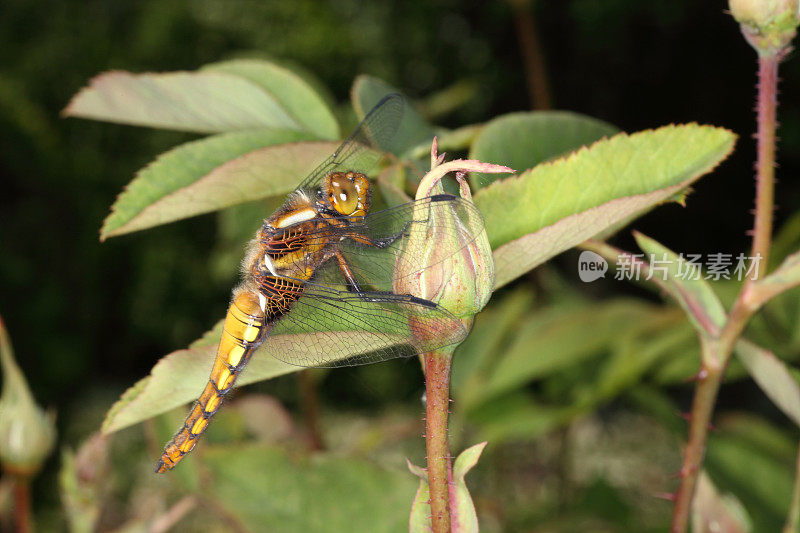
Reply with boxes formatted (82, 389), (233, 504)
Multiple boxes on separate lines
(329, 174), (359, 215)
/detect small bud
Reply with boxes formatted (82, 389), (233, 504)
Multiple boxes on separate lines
(0, 317), (56, 476)
(393, 139), (512, 323)
(729, 0), (800, 55)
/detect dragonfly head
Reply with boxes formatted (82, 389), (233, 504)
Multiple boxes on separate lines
(322, 171), (371, 217)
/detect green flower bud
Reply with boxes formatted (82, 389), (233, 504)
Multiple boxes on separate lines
(0, 317), (56, 476)
(393, 139), (512, 324)
(729, 0), (800, 55)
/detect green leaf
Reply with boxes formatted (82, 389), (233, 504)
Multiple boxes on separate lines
(753, 248), (800, 304)
(652, 347), (702, 385)
(450, 442), (485, 532)
(467, 392), (576, 443)
(707, 427), (795, 527)
(626, 385), (686, 435)
(476, 125), (737, 288)
(102, 321), (408, 433)
(634, 232), (727, 337)
(735, 340), (800, 427)
(769, 211), (800, 265)
(408, 124), (484, 161)
(203, 59), (339, 140)
(468, 111), (618, 187)
(375, 165), (412, 207)
(59, 445), (102, 532)
(351, 75), (436, 156)
(592, 319), (695, 402)
(101, 130), (315, 239)
(408, 442), (486, 533)
(479, 300), (656, 403)
(64, 70), (305, 133)
(407, 461), (432, 532)
(691, 471), (752, 533)
(716, 413), (796, 461)
(202, 444), (416, 533)
(213, 197), (285, 273)
(210, 197), (286, 284)
(416, 79), (479, 120)
(451, 289), (534, 410)
(435, 124), (484, 152)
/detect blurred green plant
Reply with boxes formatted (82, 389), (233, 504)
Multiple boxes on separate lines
(0, 315), (56, 533)
(62, 58), (740, 531)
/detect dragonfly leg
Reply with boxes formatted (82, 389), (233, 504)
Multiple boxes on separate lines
(333, 252), (439, 308)
(334, 250), (365, 294)
(346, 220), (414, 249)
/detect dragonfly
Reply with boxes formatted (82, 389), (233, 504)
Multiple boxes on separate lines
(156, 94), (484, 473)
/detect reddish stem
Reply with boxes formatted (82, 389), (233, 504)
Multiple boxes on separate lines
(511, 0), (551, 110)
(751, 54), (779, 273)
(425, 350), (453, 533)
(670, 352), (724, 533)
(670, 51), (783, 533)
(13, 477), (31, 533)
(297, 370), (325, 451)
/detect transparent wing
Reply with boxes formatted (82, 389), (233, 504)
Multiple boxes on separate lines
(255, 194), (485, 368)
(287, 194), (487, 294)
(261, 261), (468, 368)
(297, 93), (404, 190)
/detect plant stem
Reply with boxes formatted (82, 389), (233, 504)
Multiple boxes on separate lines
(297, 370), (325, 451)
(13, 476), (31, 533)
(151, 496), (197, 533)
(751, 54), (779, 273)
(785, 442), (800, 533)
(585, 49), (784, 533)
(671, 51), (783, 533)
(670, 344), (723, 533)
(510, 0), (551, 110)
(424, 349), (453, 533)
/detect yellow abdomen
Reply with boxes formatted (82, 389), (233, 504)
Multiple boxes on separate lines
(156, 289), (266, 473)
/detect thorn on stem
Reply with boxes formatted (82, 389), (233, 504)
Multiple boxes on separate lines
(654, 492), (676, 502)
(683, 368), (708, 383)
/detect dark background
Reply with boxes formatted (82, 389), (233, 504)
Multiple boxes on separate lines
(1, 0), (796, 515)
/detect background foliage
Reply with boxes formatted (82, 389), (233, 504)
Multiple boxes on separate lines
(2, 1), (800, 531)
